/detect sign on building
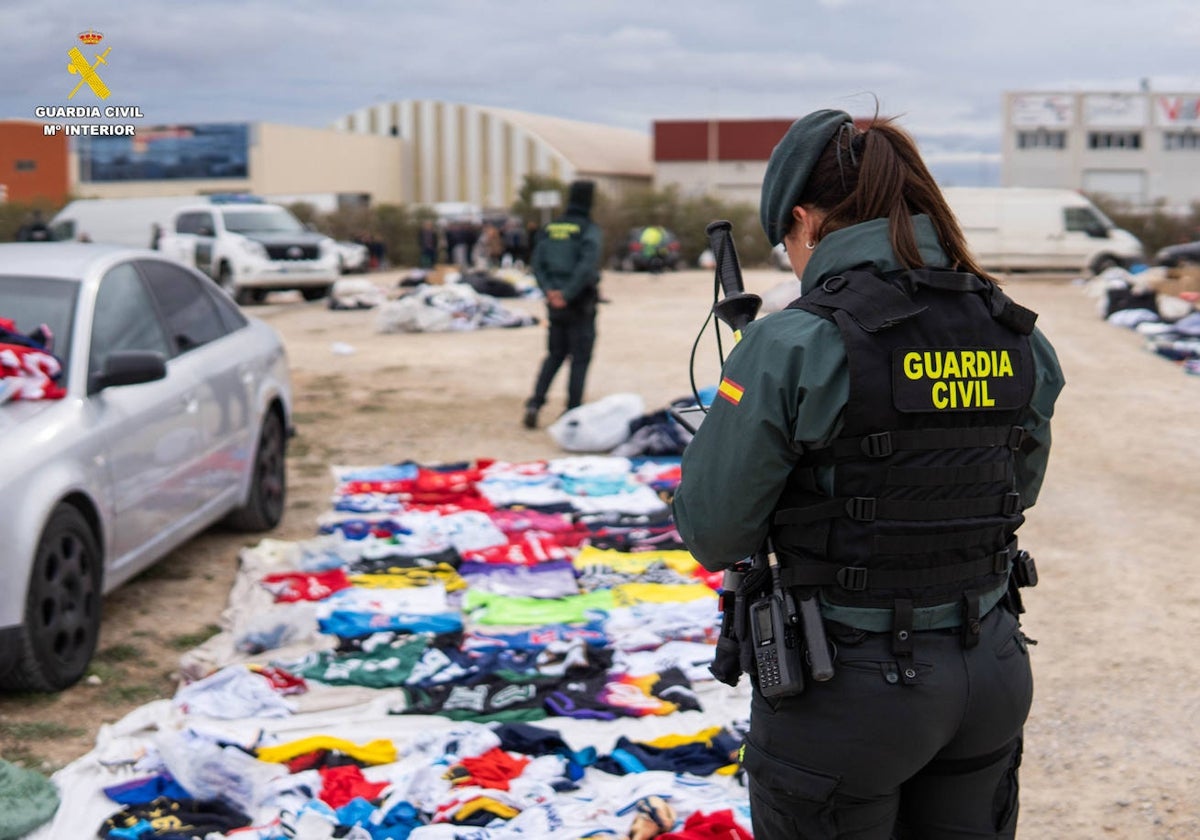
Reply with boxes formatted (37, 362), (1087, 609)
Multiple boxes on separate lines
(1155, 96), (1200, 125)
(1084, 94), (1148, 127)
(1010, 94), (1074, 127)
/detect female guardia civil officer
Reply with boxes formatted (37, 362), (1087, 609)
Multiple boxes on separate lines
(673, 110), (1065, 838)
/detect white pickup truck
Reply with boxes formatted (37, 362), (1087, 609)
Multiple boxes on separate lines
(156, 198), (340, 304)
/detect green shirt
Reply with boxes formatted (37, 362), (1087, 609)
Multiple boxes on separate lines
(673, 215), (1066, 576)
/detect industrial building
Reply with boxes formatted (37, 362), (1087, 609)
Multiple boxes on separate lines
(332, 99), (653, 208)
(19, 92), (1198, 219)
(1002, 90), (1200, 210)
(652, 118), (793, 206)
(64, 122), (405, 210)
(3, 102), (655, 214)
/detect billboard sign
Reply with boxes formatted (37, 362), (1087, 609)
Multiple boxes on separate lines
(78, 122), (250, 182)
(1155, 96), (1200, 125)
(1010, 94), (1074, 127)
(1083, 94), (1148, 127)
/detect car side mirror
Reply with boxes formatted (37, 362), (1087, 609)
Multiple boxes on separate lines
(1085, 223), (1109, 239)
(197, 225), (214, 237)
(90, 350), (167, 393)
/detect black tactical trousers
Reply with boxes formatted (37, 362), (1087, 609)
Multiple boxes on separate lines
(527, 301), (596, 411)
(743, 605), (1032, 839)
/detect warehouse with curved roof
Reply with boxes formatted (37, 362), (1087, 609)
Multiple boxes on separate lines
(333, 99), (652, 209)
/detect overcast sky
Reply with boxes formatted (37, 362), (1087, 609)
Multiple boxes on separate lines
(3, 0), (1199, 185)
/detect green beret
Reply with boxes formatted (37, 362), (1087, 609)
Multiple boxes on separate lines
(760, 109), (852, 246)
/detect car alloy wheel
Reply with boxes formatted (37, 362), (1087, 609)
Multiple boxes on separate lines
(7, 505), (102, 692)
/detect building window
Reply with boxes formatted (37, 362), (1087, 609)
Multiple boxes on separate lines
(1016, 130), (1066, 149)
(1164, 131), (1200, 151)
(1087, 131), (1141, 150)
(14, 159), (36, 171)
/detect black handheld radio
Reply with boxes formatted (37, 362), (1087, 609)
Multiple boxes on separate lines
(748, 546), (806, 698)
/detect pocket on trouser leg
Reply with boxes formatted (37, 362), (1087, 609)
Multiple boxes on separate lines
(741, 738), (840, 838)
(992, 736), (1023, 835)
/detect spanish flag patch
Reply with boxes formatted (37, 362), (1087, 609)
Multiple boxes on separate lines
(717, 377), (744, 406)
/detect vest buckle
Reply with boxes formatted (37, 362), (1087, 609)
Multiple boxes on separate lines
(992, 549), (1010, 575)
(836, 566), (869, 591)
(1002, 492), (1022, 515)
(861, 432), (893, 458)
(822, 275), (847, 293)
(845, 497), (877, 521)
(1007, 426), (1027, 450)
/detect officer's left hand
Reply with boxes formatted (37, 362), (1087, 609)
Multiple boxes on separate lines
(547, 290), (567, 309)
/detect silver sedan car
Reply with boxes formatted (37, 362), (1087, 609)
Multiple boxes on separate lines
(0, 243), (292, 691)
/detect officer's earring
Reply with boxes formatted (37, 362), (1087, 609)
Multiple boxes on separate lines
(805, 241), (815, 250)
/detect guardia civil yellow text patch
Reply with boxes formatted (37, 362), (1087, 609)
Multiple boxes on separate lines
(717, 377), (744, 406)
(545, 222), (581, 240)
(892, 348), (1023, 412)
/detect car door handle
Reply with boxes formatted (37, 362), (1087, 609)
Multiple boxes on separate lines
(181, 395), (199, 414)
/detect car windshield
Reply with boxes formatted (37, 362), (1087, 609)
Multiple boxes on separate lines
(223, 209), (305, 235)
(0, 275), (80, 387)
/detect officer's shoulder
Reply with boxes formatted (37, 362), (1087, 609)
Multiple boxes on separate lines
(744, 306), (839, 342)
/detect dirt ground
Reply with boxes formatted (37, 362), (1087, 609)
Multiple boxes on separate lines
(3, 264), (1200, 838)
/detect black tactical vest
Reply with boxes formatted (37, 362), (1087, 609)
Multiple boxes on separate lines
(772, 267), (1038, 611)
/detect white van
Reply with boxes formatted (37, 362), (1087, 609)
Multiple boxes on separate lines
(49, 196), (198, 248)
(942, 187), (1144, 274)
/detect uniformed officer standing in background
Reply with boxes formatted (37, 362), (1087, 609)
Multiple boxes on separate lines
(522, 180), (603, 429)
(673, 110), (1065, 838)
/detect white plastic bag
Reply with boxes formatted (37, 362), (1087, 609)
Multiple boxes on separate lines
(547, 393), (645, 453)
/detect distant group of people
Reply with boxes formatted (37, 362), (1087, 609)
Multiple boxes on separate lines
(417, 218), (538, 270)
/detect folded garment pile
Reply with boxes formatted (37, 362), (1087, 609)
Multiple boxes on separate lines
(31, 455), (755, 840)
(1093, 267), (1200, 375)
(375, 283), (538, 333)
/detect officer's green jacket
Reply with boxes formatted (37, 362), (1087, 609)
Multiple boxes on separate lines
(531, 209), (602, 305)
(673, 215), (1066, 573)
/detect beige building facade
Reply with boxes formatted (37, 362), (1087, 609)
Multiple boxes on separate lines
(333, 100), (653, 209)
(70, 122), (405, 208)
(1002, 90), (1200, 210)
(67, 104), (652, 213)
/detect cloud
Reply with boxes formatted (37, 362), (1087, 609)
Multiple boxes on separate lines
(2, 0), (1198, 185)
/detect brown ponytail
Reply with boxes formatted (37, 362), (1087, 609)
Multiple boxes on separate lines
(796, 117), (996, 283)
